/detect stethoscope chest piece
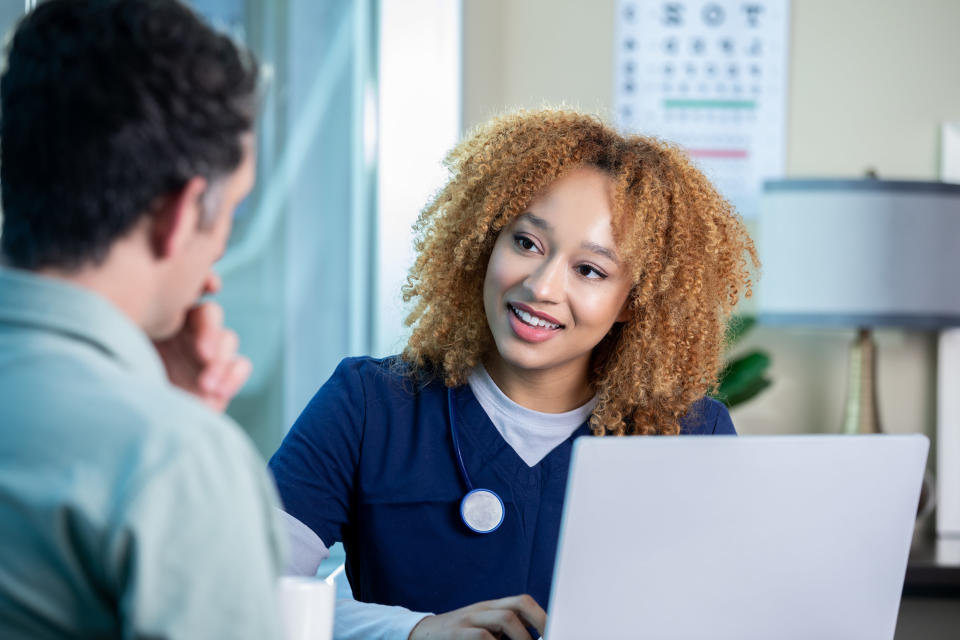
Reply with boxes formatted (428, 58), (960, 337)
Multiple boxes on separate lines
(448, 388), (506, 535)
(460, 488), (505, 534)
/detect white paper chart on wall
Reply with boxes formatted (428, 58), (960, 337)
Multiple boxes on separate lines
(614, 0), (789, 219)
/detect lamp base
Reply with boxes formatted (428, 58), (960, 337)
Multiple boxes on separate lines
(842, 327), (933, 518)
(843, 328), (881, 434)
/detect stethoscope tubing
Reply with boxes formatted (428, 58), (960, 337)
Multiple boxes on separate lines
(447, 388), (475, 491)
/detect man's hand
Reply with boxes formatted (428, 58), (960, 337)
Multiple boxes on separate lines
(154, 302), (252, 413)
(408, 595), (547, 640)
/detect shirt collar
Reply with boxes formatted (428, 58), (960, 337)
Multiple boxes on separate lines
(0, 266), (167, 383)
(468, 362), (598, 431)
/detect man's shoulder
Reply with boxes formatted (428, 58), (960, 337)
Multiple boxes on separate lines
(84, 363), (247, 444)
(0, 341), (276, 575)
(0, 341), (259, 484)
(134, 382), (254, 452)
(117, 385), (273, 515)
(112, 380), (266, 491)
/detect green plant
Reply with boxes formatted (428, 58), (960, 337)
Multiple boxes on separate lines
(712, 315), (772, 408)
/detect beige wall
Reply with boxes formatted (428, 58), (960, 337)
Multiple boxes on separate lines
(462, 0), (960, 439)
(463, 0), (615, 127)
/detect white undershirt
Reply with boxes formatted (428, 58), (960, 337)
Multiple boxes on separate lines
(467, 363), (596, 467)
(282, 365), (597, 639)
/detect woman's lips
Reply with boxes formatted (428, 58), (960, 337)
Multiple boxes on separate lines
(509, 301), (563, 327)
(507, 303), (563, 343)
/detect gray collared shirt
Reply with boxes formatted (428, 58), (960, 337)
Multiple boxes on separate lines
(0, 267), (285, 639)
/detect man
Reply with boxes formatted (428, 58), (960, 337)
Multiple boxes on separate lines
(0, 1), (284, 638)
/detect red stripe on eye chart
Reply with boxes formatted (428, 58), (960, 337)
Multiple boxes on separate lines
(686, 149), (749, 159)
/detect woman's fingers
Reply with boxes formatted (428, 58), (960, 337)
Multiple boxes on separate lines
(465, 609), (534, 640)
(486, 594), (548, 636)
(408, 594), (546, 640)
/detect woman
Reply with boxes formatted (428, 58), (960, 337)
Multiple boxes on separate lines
(269, 109), (758, 639)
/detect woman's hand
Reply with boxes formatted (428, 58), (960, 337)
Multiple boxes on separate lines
(408, 594), (547, 640)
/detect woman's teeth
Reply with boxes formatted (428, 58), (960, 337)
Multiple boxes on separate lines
(511, 305), (560, 329)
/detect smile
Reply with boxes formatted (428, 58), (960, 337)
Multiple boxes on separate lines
(508, 303), (563, 330)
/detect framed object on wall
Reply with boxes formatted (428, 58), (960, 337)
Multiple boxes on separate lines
(614, 0), (790, 219)
(939, 121), (960, 538)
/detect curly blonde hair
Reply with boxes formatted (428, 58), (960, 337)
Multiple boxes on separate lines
(401, 109), (758, 436)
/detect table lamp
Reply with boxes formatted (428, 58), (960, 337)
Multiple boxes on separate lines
(757, 178), (960, 437)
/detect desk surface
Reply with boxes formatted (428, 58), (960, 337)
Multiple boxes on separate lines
(904, 534), (960, 597)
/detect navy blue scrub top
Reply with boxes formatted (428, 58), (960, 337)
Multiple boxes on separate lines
(269, 356), (735, 614)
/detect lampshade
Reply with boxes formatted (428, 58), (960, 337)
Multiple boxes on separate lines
(757, 179), (960, 329)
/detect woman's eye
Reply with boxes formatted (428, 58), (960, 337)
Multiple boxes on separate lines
(576, 264), (606, 279)
(514, 235), (538, 252)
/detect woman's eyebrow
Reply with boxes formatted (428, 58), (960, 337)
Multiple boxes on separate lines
(582, 241), (620, 265)
(518, 212), (551, 230)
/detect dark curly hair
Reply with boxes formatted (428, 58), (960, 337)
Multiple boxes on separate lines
(0, 0), (258, 270)
(402, 109), (758, 436)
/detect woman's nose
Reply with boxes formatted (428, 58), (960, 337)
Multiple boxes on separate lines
(523, 257), (565, 302)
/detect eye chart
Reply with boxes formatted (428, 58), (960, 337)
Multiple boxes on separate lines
(614, 0), (790, 219)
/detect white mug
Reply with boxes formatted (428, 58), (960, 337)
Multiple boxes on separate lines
(277, 576), (335, 640)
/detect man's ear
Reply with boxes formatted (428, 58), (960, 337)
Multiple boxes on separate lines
(150, 177), (208, 259)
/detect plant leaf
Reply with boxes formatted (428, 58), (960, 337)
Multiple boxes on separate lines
(715, 350), (771, 404)
(721, 377), (773, 408)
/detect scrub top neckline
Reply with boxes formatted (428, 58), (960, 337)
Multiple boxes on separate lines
(450, 384), (593, 485)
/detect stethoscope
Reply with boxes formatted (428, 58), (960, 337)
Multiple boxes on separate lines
(447, 388), (505, 534)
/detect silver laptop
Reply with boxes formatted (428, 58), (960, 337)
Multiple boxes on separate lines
(546, 435), (928, 640)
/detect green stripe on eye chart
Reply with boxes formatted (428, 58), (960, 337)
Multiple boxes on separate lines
(664, 99), (757, 109)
